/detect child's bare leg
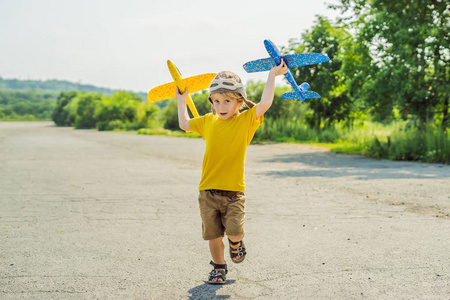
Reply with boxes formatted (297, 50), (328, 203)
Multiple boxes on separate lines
(228, 234), (244, 243)
(228, 234), (245, 262)
(209, 237), (226, 283)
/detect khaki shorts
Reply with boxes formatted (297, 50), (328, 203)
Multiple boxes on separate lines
(198, 189), (246, 240)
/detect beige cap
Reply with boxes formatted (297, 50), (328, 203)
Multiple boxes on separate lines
(209, 71), (248, 100)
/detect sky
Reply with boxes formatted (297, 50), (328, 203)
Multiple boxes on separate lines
(0, 0), (341, 93)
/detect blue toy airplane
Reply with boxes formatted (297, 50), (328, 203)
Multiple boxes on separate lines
(243, 39), (329, 102)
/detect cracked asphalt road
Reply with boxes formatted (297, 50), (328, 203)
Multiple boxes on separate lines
(1, 122), (449, 299)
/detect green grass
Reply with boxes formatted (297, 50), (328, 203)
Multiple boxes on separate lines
(0, 117), (52, 122)
(366, 125), (449, 163)
(136, 119), (449, 164)
(329, 142), (367, 154)
(255, 119), (449, 163)
(137, 127), (202, 138)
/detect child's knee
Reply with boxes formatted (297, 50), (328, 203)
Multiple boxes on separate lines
(227, 233), (245, 242)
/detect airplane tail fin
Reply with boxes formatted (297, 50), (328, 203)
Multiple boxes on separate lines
(299, 82), (310, 91)
(282, 82), (320, 101)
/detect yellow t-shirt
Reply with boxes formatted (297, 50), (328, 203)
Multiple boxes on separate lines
(189, 106), (263, 191)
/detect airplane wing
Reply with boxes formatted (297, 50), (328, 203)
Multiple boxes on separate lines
(243, 58), (275, 73)
(148, 82), (176, 103)
(148, 73), (217, 103)
(283, 53), (329, 68)
(243, 53), (329, 74)
(282, 91), (321, 101)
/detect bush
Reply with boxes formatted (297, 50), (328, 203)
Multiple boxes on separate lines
(136, 101), (159, 128)
(254, 117), (341, 143)
(163, 98), (179, 130)
(53, 91), (78, 126)
(75, 93), (102, 129)
(366, 125), (450, 163)
(100, 120), (125, 131)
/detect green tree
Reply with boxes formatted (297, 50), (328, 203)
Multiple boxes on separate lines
(75, 93), (102, 129)
(334, 0), (450, 127)
(64, 96), (79, 126)
(1, 106), (15, 118)
(286, 17), (353, 130)
(95, 91), (142, 130)
(53, 91), (78, 126)
(0, 90), (57, 120)
(163, 98), (179, 130)
(246, 80), (293, 120)
(136, 101), (159, 128)
(162, 91), (213, 130)
(192, 90), (213, 116)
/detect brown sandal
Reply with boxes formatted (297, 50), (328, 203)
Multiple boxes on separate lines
(207, 261), (227, 285)
(229, 239), (247, 264)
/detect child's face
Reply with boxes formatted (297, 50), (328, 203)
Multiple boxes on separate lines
(211, 93), (242, 120)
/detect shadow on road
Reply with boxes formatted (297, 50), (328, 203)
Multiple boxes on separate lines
(187, 280), (235, 299)
(258, 152), (449, 180)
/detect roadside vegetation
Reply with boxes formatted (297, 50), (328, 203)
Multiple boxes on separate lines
(0, 90), (57, 121)
(1, 0), (448, 164)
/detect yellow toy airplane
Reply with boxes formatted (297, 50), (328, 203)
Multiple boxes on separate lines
(148, 60), (216, 118)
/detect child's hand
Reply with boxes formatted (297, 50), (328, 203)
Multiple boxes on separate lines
(271, 59), (288, 77)
(176, 87), (188, 103)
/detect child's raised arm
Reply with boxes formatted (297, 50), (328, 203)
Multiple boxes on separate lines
(176, 87), (192, 131)
(255, 59), (288, 119)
